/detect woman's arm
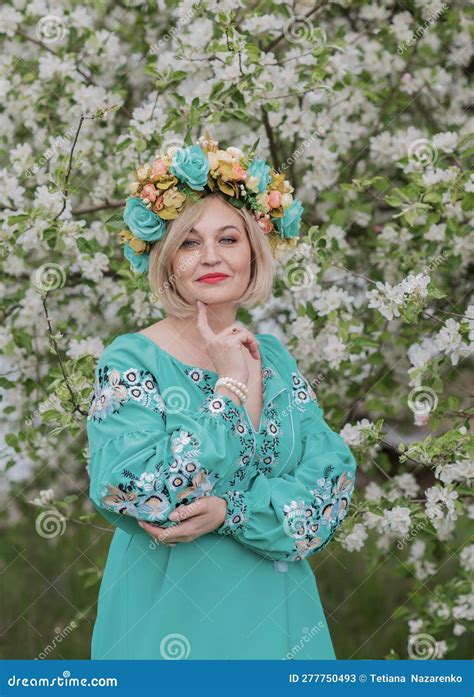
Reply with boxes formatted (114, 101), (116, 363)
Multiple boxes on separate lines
(214, 362), (358, 562)
(86, 339), (256, 535)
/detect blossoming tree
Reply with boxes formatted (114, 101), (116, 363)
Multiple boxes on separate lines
(0, 0), (472, 659)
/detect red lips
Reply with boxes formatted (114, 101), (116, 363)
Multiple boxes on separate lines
(196, 273), (230, 282)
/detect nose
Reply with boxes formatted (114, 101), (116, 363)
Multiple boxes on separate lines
(200, 240), (222, 266)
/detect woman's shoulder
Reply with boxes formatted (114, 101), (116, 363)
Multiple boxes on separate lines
(95, 331), (158, 372)
(258, 332), (297, 368)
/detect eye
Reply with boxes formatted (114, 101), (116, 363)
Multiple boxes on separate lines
(180, 237), (238, 248)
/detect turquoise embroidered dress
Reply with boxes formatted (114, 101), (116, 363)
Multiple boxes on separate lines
(86, 332), (357, 660)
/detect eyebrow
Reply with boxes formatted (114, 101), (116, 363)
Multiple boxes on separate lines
(188, 225), (241, 235)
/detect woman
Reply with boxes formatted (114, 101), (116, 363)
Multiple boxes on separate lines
(86, 136), (357, 660)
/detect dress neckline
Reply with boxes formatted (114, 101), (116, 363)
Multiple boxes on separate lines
(127, 331), (266, 377)
(126, 331), (270, 434)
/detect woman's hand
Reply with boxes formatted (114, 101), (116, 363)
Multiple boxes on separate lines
(137, 496), (227, 546)
(196, 300), (260, 385)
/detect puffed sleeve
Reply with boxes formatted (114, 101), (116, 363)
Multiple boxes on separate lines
(215, 357), (357, 562)
(86, 338), (255, 535)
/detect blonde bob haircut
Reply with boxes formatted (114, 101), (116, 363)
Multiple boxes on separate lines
(148, 193), (275, 319)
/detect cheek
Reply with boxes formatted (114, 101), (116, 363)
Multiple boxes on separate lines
(172, 253), (197, 281)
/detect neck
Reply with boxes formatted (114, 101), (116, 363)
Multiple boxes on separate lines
(168, 302), (238, 342)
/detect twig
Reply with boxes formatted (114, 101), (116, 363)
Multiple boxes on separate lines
(41, 294), (88, 417)
(53, 114), (85, 221)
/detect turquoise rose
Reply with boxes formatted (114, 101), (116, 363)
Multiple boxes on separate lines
(123, 197), (166, 242)
(275, 199), (304, 239)
(169, 145), (210, 190)
(124, 244), (150, 274)
(247, 159), (271, 193)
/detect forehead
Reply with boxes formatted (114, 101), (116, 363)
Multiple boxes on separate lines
(192, 197), (245, 233)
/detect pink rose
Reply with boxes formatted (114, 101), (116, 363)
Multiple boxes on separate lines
(232, 164), (247, 180)
(151, 159), (168, 178)
(267, 190), (281, 209)
(257, 218), (274, 234)
(154, 195), (164, 211)
(141, 183), (157, 202)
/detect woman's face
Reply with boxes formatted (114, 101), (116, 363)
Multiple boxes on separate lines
(171, 197), (252, 307)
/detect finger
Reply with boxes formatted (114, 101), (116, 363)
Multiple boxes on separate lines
(232, 330), (260, 360)
(196, 301), (214, 342)
(156, 521), (198, 543)
(168, 499), (205, 522)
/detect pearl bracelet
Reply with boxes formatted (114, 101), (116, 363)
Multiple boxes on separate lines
(215, 377), (248, 405)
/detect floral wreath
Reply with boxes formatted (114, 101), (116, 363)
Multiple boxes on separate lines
(118, 131), (303, 274)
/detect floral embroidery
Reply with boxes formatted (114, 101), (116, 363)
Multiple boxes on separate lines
(254, 402), (283, 476)
(218, 490), (248, 535)
(88, 364), (165, 422)
(99, 428), (220, 523)
(195, 393), (256, 464)
(283, 468), (356, 561)
(291, 369), (319, 411)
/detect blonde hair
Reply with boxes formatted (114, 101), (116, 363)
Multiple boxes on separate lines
(148, 193), (274, 318)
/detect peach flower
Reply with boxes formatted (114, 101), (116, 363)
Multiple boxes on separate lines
(151, 159), (168, 178)
(141, 183), (157, 202)
(232, 164), (247, 180)
(267, 190), (281, 209)
(257, 217), (274, 234)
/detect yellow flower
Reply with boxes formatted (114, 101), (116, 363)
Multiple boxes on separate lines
(118, 229), (133, 244)
(129, 236), (150, 254)
(154, 174), (178, 191)
(128, 181), (140, 194)
(158, 206), (179, 220)
(270, 172), (286, 193)
(163, 187), (186, 208)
